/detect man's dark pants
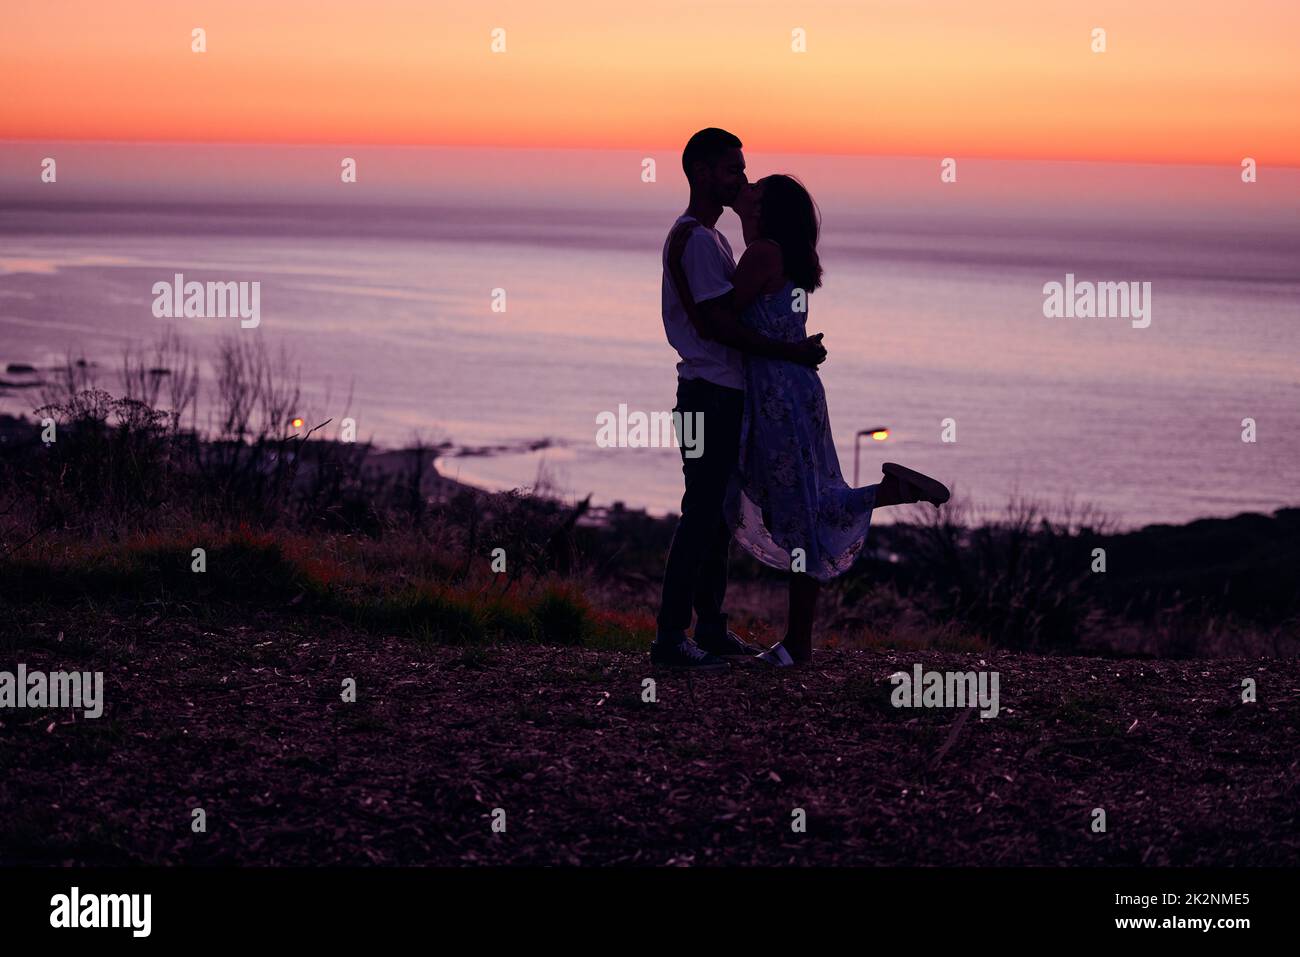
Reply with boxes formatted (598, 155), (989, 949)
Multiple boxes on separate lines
(656, 375), (744, 639)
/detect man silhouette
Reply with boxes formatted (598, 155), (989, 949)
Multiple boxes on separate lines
(650, 128), (827, 671)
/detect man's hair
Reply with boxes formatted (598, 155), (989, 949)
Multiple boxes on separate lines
(681, 128), (742, 180)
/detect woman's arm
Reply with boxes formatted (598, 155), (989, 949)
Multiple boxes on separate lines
(730, 239), (782, 312)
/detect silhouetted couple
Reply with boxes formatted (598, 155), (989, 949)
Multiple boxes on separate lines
(651, 128), (950, 671)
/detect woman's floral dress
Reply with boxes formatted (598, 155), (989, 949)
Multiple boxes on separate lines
(723, 279), (876, 581)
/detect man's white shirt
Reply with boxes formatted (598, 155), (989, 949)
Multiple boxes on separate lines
(660, 214), (744, 390)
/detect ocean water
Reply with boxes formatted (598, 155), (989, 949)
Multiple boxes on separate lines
(1, 148), (1297, 527)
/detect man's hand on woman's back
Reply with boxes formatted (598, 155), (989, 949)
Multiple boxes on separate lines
(790, 333), (827, 368)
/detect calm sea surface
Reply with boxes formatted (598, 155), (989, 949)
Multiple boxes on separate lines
(2, 148), (1297, 526)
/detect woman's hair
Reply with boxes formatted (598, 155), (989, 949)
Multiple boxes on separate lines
(756, 173), (823, 292)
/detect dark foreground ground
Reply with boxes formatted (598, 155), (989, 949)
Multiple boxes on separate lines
(2, 606), (1298, 866)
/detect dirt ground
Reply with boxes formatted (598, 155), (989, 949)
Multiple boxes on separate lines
(3, 606), (1298, 866)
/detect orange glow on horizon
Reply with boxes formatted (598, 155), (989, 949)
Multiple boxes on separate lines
(3, 1), (1297, 166)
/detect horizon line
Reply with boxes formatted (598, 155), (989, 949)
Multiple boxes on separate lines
(3, 136), (1297, 172)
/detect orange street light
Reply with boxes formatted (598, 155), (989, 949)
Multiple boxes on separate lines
(854, 426), (890, 487)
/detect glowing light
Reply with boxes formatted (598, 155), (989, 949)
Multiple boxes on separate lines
(871, 429), (890, 441)
(291, 417), (304, 429)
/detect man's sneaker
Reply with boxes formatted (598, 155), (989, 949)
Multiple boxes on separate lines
(650, 637), (730, 672)
(695, 628), (763, 659)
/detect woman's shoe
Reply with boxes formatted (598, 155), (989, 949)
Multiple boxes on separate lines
(881, 462), (951, 509)
(754, 642), (800, 667)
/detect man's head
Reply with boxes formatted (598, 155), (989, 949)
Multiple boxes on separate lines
(681, 128), (746, 207)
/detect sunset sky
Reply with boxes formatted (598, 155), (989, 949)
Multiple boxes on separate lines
(3, 0), (1298, 165)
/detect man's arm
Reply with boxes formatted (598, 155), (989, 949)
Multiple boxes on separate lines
(667, 223), (826, 368)
(695, 290), (824, 364)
